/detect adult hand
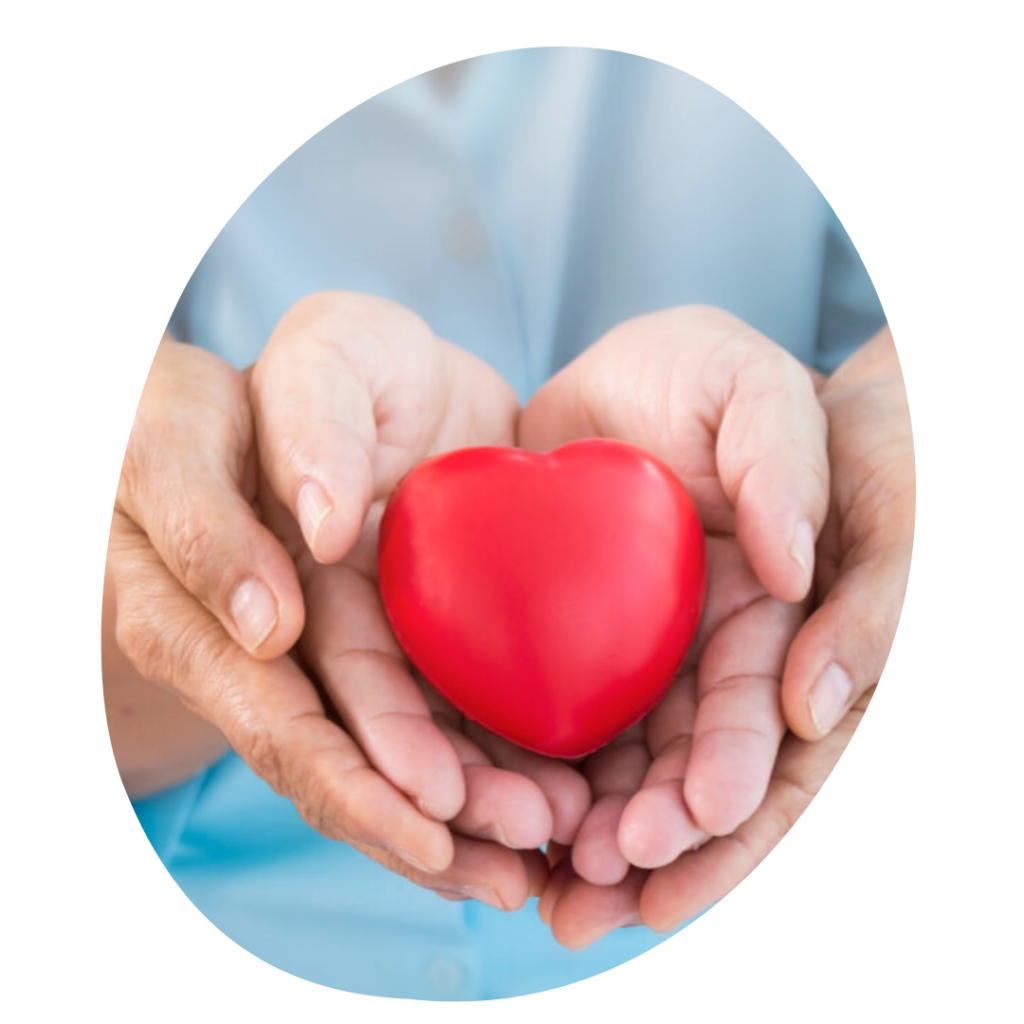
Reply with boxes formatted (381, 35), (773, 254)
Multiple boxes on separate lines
(107, 336), (307, 792)
(249, 291), (591, 910)
(519, 306), (828, 898)
(531, 320), (914, 947)
(781, 326), (914, 738)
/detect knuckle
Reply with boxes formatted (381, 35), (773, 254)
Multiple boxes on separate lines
(114, 595), (164, 681)
(167, 507), (218, 596)
(238, 720), (288, 796)
(732, 799), (798, 864)
(207, 674), (288, 794)
(116, 414), (161, 513)
(294, 774), (335, 837)
(760, 798), (801, 847)
(292, 757), (357, 841)
(860, 607), (900, 682)
(774, 770), (820, 813)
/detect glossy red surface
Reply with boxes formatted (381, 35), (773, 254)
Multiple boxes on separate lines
(377, 439), (707, 758)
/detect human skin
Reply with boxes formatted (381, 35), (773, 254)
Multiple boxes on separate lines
(529, 324), (913, 947)
(103, 559), (230, 796)
(104, 298), (909, 932)
(103, 313), (579, 910)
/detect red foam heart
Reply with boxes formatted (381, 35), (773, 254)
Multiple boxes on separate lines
(377, 439), (707, 759)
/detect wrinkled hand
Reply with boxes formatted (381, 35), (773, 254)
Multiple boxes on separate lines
(518, 306), (831, 945)
(781, 326), (914, 738)
(106, 337), (306, 790)
(247, 292), (590, 910)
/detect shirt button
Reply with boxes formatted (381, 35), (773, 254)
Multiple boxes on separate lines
(426, 956), (465, 997)
(445, 209), (490, 263)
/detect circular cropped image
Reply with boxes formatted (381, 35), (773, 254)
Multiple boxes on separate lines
(103, 47), (915, 1001)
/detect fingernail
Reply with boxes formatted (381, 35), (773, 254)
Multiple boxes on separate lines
(459, 884), (507, 910)
(790, 519), (815, 590)
(809, 662), (854, 734)
(297, 479), (332, 558)
(229, 578), (278, 651)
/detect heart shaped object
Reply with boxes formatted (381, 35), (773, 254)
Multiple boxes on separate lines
(377, 439), (707, 758)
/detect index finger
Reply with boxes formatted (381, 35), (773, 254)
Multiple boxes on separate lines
(112, 524), (454, 874)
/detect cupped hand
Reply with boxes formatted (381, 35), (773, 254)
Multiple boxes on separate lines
(248, 292), (591, 910)
(780, 326), (914, 739)
(519, 306), (829, 898)
(634, 328), (915, 930)
(107, 336), (307, 792)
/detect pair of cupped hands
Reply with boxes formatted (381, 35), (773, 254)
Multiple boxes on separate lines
(108, 292), (914, 949)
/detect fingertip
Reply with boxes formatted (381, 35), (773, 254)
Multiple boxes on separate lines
(780, 604), (837, 739)
(731, 452), (826, 604)
(457, 766), (554, 850)
(296, 478), (335, 560)
(571, 794), (631, 886)
(464, 726), (593, 844)
(788, 518), (816, 599)
(638, 880), (687, 934)
(415, 774), (467, 826)
(550, 875), (644, 950)
(738, 511), (815, 605)
(366, 715), (468, 825)
(784, 654), (854, 742)
(548, 769), (593, 845)
(618, 784), (706, 869)
(405, 819), (457, 875)
(502, 861), (533, 912)
(684, 734), (773, 837)
(509, 794), (555, 851)
(553, 928), (597, 952)
(537, 857), (573, 925)
(227, 577), (284, 656)
(684, 791), (741, 839)
(416, 732), (469, 826)
(783, 579), (897, 740)
(225, 538), (306, 660)
(225, 585), (299, 663)
(296, 450), (373, 563)
(807, 662), (855, 736)
(638, 902), (675, 934)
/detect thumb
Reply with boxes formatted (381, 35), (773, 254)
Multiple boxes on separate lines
(715, 339), (830, 603)
(116, 340), (304, 658)
(249, 292), (386, 564)
(521, 306), (829, 603)
(782, 534), (912, 740)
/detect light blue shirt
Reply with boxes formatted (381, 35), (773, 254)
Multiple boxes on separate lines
(145, 47), (885, 1001)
